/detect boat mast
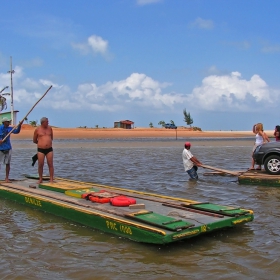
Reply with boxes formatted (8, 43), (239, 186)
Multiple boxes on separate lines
(7, 56), (15, 125)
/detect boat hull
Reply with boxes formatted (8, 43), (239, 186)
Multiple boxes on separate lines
(0, 177), (254, 244)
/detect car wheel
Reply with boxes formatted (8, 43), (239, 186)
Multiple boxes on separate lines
(264, 155), (280, 175)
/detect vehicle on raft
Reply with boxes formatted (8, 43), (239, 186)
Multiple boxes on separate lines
(253, 141), (280, 175)
(0, 176), (254, 244)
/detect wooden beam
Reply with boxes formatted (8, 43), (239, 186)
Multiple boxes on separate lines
(200, 164), (241, 176)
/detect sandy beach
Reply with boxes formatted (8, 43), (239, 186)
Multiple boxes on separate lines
(11, 125), (272, 140)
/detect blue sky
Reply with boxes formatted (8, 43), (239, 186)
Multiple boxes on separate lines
(0, 0), (279, 130)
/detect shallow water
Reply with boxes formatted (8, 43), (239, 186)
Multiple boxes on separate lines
(0, 138), (279, 279)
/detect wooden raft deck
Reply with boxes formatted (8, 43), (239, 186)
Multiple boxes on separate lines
(202, 165), (280, 187)
(238, 169), (280, 187)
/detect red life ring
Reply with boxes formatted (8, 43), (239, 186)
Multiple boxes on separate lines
(110, 196), (136, 207)
(82, 190), (115, 203)
(89, 196), (110, 204)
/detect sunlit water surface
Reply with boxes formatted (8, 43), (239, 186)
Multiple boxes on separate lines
(0, 138), (279, 279)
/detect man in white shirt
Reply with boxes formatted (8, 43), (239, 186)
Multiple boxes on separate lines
(182, 142), (202, 180)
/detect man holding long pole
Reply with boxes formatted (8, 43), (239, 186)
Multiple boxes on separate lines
(0, 85), (53, 183)
(0, 117), (23, 182)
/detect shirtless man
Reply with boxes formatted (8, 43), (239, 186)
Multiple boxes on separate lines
(33, 117), (54, 183)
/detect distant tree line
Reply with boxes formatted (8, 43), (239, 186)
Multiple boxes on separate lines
(151, 109), (201, 130)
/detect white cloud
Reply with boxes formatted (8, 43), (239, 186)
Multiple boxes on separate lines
(137, 0), (162, 5)
(88, 35), (108, 54)
(2, 67), (280, 119)
(5, 71), (182, 113)
(72, 34), (108, 55)
(20, 78), (42, 90)
(188, 72), (280, 112)
(189, 17), (214, 30)
(68, 73), (182, 111)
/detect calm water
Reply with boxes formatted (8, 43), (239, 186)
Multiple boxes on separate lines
(0, 138), (279, 280)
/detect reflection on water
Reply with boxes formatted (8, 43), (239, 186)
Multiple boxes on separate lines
(0, 138), (279, 279)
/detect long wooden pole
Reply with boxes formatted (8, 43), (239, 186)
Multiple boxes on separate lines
(9, 57), (15, 125)
(2, 85), (53, 142)
(201, 164), (241, 176)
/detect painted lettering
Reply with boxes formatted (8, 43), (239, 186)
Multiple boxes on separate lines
(105, 221), (133, 235)
(172, 229), (200, 240)
(105, 220), (118, 231)
(232, 217), (252, 225)
(201, 225), (207, 232)
(24, 196), (42, 207)
(119, 225), (132, 235)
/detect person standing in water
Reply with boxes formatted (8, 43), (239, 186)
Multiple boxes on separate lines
(249, 123), (270, 170)
(182, 142), (203, 180)
(33, 117), (54, 183)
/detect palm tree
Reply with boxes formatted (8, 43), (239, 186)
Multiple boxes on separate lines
(158, 120), (165, 127)
(183, 109), (193, 127)
(29, 120), (38, 127)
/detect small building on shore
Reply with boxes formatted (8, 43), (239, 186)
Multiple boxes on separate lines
(0, 110), (19, 124)
(114, 120), (134, 129)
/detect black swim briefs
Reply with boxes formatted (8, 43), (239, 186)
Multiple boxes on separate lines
(37, 147), (53, 155)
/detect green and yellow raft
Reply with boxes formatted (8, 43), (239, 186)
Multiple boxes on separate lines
(0, 176), (254, 244)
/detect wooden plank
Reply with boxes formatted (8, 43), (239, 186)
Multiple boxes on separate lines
(203, 171), (226, 176)
(238, 176), (280, 187)
(239, 171), (280, 179)
(201, 164), (241, 176)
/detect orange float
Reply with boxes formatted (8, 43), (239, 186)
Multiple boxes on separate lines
(110, 196), (136, 207)
(82, 190), (117, 203)
(89, 196), (110, 204)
